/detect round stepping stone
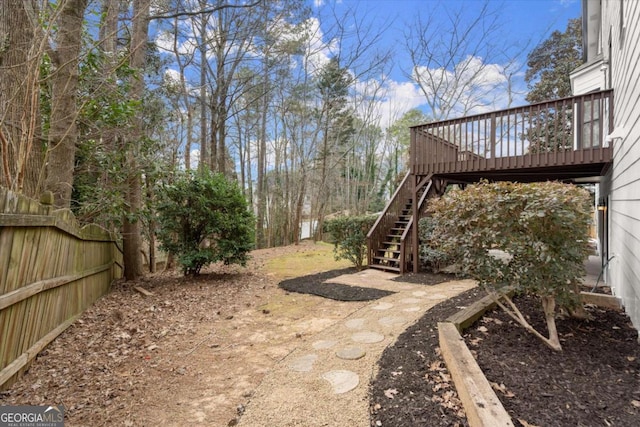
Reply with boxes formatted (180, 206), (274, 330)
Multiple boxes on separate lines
(412, 291), (427, 297)
(400, 297), (422, 304)
(322, 370), (360, 394)
(378, 316), (406, 327)
(403, 306), (421, 312)
(351, 331), (385, 344)
(312, 340), (337, 350)
(336, 346), (366, 360)
(345, 318), (365, 329)
(372, 302), (393, 310)
(288, 354), (318, 372)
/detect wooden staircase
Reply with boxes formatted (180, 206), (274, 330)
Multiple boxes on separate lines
(370, 198), (414, 272)
(367, 173), (435, 274)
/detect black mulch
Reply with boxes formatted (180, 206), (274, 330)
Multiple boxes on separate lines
(370, 274), (640, 427)
(370, 286), (481, 427)
(463, 294), (640, 427)
(391, 271), (458, 285)
(278, 268), (395, 301)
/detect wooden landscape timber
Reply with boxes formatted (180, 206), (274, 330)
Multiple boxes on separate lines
(0, 188), (123, 389)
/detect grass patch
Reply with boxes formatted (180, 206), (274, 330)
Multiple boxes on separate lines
(264, 242), (352, 280)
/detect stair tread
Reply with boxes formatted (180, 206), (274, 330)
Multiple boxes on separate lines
(369, 264), (400, 272)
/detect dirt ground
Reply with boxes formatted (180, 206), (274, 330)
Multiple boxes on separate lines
(2, 242), (639, 427)
(0, 242), (366, 426)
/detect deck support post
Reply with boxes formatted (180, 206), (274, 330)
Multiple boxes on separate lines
(412, 174), (420, 273)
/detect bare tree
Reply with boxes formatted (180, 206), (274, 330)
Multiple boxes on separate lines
(403, 0), (520, 120)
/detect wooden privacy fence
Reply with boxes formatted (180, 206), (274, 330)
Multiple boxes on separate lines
(0, 188), (123, 389)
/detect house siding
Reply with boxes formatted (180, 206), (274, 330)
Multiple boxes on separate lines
(601, 0), (640, 329)
(571, 60), (606, 94)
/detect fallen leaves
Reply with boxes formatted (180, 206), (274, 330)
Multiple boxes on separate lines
(490, 382), (515, 398)
(426, 355), (465, 417)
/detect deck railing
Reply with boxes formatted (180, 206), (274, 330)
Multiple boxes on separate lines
(411, 90), (614, 176)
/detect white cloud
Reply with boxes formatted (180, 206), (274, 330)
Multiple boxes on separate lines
(353, 78), (426, 130)
(412, 55), (525, 119)
(301, 17), (339, 75)
(155, 30), (197, 56)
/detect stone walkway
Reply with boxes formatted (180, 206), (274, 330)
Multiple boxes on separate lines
(238, 269), (476, 427)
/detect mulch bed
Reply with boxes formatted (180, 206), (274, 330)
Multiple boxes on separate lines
(278, 268), (395, 301)
(370, 286), (480, 426)
(278, 268), (639, 426)
(464, 294), (640, 427)
(391, 271), (458, 285)
(369, 272), (640, 427)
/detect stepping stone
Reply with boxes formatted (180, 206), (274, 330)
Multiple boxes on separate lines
(371, 302), (393, 310)
(336, 346), (366, 360)
(400, 297), (422, 304)
(378, 316), (406, 327)
(288, 354), (318, 372)
(351, 331), (385, 344)
(312, 340), (337, 350)
(403, 306), (421, 312)
(322, 370), (360, 394)
(426, 293), (447, 300)
(345, 318), (365, 329)
(412, 291), (428, 297)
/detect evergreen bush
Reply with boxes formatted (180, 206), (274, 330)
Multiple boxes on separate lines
(156, 170), (255, 275)
(324, 215), (377, 270)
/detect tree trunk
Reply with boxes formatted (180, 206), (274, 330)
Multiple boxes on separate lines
(44, 0), (88, 208)
(541, 296), (562, 351)
(122, 0), (150, 281)
(0, 0), (43, 198)
(198, 4), (208, 170)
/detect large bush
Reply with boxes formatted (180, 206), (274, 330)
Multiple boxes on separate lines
(156, 171), (255, 275)
(418, 216), (451, 272)
(429, 181), (592, 351)
(324, 215), (377, 270)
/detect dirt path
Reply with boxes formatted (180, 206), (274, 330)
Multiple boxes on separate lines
(0, 242), (367, 426)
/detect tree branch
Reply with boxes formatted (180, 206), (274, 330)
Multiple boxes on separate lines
(149, 1), (262, 20)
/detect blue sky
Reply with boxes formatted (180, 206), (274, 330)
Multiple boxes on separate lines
(309, 0), (581, 125)
(155, 0), (582, 166)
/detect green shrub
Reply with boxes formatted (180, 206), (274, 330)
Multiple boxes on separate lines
(156, 170), (255, 275)
(418, 216), (451, 272)
(324, 215), (377, 270)
(429, 181), (592, 351)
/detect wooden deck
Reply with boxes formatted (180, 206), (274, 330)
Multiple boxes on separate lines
(410, 89), (613, 182)
(368, 90), (614, 274)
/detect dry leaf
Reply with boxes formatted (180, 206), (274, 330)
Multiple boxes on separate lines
(468, 337), (483, 346)
(429, 360), (443, 371)
(384, 388), (398, 399)
(477, 325), (488, 333)
(631, 400), (640, 408)
(518, 418), (541, 427)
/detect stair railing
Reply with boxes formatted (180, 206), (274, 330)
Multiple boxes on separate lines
(398, 179), (433, 273)
(367, 171), (412, 267)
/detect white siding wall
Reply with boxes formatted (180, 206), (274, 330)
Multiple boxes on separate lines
(602, 0), (640, 329)
(571, 60), (606, 94)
